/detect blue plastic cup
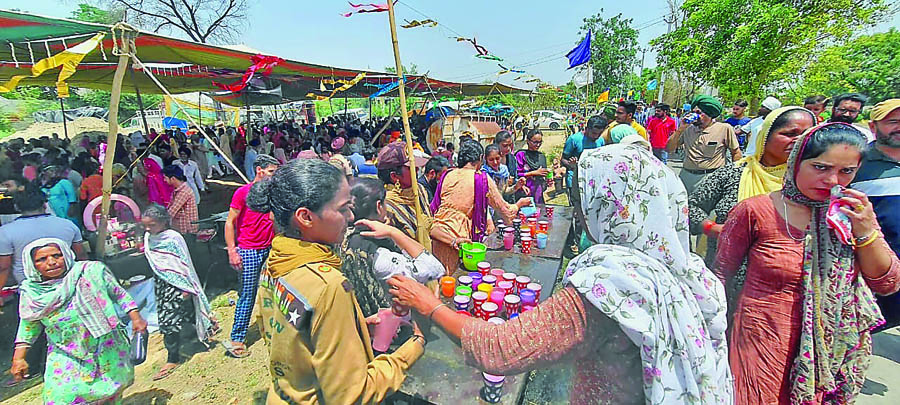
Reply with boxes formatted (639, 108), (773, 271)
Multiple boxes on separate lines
(536, 233), (548, 249)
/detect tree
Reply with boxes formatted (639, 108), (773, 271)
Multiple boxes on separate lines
(106, 0), (249, 44)
(577, 12), (639, 96)
(384, 64), (419, 75)
(781, 30), (900, 105)
(652, 0), (887, 111)
(71, 3), (124, 24)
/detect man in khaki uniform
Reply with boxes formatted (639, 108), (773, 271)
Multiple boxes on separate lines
(666, 95), (742, 194)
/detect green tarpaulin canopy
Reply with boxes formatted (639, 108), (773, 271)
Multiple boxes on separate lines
(0, 9), (529, 106)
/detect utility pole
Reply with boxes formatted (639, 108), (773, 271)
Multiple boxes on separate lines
(658, 1), (680, 104)
(639, 48), (647, 77)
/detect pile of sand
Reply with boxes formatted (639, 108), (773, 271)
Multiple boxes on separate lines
(9, 117), (141, 141)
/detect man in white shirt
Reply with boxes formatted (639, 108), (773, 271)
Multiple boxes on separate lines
(740, 96), (782, 156)
(173, 147), (206, 204)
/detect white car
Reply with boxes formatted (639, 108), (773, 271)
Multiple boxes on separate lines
(531, 110), (566, 130)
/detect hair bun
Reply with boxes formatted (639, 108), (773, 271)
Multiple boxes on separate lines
(246, 177), (274, 213)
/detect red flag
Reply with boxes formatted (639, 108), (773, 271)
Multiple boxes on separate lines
(212, 54), (284, 93)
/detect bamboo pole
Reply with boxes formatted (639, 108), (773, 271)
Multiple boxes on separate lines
(386, 0), (427, 246)
(59, 98), (68, 140)
(129, 68), (150, 137)
(95, 53), (130, 258)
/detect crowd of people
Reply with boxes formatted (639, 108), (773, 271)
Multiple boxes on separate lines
(1, 91), (899, 405)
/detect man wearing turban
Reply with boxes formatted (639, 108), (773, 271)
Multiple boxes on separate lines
(666, 95), (742, 194)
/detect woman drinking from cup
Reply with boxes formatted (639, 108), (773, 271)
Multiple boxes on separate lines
(9, 238), (148, 404)
(389, 143), (732, 404)
(716, 123), (900, 404)
(247, 159), (425, 403)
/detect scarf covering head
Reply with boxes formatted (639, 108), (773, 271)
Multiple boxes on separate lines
(737, 106), (816, 202)
(781, 123), (883, 403)
(267, 235), (342, 278)
(690, 94), (723, 118)
(566, 144), (732, 403)
(19, 238), (120, 338)
(481, 161), (510, 185)
(144, 230), (216, 343)
(144, 158), (172, 206)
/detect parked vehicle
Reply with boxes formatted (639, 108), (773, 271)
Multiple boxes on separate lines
(531, 109), (566, 130)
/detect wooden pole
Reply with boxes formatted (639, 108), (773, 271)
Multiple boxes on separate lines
(95, 54), (130, 258)
(59, 98), (68, 140)
(386, 0), (427, 246)
(129, 68), (150, 137)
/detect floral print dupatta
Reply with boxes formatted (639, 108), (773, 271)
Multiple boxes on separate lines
(565, 144), (732, 404)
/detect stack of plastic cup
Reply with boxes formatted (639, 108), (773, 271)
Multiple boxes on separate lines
(489, 289), (506, 310)
(453, 295), (470, 311)
(521, 236), (533, 254)
(515, 276), (531, 294)
(496, 281), (514, 294)
(482, 275), (497, 286)
(527, 282), (543, 301)
(455, 285), (473, 298)
(468, 272), (483, 290)
(520, 225), (531, 239)
(512, 218), (522, 230)
(458, 275), (473, 288)
(481, 302), (499, 320)
(527, 218), (538, 237)
(504, 294), (521, 316)
(440, 276), (456, 297)
(477, 261), (491, 276)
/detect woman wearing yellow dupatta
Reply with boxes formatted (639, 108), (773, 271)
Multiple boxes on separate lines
(688, 106), (816, 267)
(246, 159), (425, 404)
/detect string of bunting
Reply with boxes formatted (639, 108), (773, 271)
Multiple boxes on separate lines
(341, 1), (396, 17)
(211, 54), (284, 93)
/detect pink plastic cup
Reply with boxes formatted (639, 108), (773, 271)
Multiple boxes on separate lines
(496, 280), (514, 294)
(490, 268), (505, 279)
(372, 308), (409, 352)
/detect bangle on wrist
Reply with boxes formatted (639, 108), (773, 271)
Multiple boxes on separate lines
(411, 334), (427, 347)
(702, 220), (715, 235)
(426, 303), (445, 320)
(853, 230), (882, 249)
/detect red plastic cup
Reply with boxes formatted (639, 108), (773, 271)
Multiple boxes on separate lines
(527, 282), (542, 301)
(502, 272), (517, 284)
(538, 220), (549, 233)
(515, 275), (531, 293)
(521, 236), (533, 254)
(472, 291), (489, 308)
(477, 261), (491, 276)
(545, 206), (555, 219)
(481, 302), (499, 320)
(496, 280), (514, 294)
(504, 294), (521, 315)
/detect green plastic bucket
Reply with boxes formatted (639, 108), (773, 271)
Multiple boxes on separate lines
(459, 242), (487, 271)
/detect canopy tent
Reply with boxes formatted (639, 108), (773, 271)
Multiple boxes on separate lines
(0, 9), (530, 106)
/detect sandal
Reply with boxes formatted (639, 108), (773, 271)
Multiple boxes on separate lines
(152, 363), (180, 381)
(223, 340), (250, 358)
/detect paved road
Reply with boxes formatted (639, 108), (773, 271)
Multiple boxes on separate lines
(666, 157), (900, 403)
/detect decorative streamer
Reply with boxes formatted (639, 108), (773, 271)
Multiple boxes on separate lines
(401, 19), (437, 28)
(497, 64), (525, 74)
(0, 33), (106, 98)
(341, 1), (396, 17)
(211, 54), (284, 92)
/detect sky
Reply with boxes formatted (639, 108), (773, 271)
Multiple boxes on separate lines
(11, 1), (900, 88)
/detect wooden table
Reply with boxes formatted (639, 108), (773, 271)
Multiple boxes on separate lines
(397, 250), (564, 404)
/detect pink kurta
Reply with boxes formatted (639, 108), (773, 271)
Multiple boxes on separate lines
(716, 195), (900, 404)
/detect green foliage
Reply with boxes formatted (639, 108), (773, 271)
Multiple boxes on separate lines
(782, 30), (900, 105)
(653, 0), (887, 109)
(384, 64), (419, 75)
(71, 3), (124, 24)
(578, 11), (639, 94)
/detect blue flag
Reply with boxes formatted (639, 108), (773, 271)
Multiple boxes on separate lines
(646, 79), (658, 91)
(566, 31), (592, 70)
